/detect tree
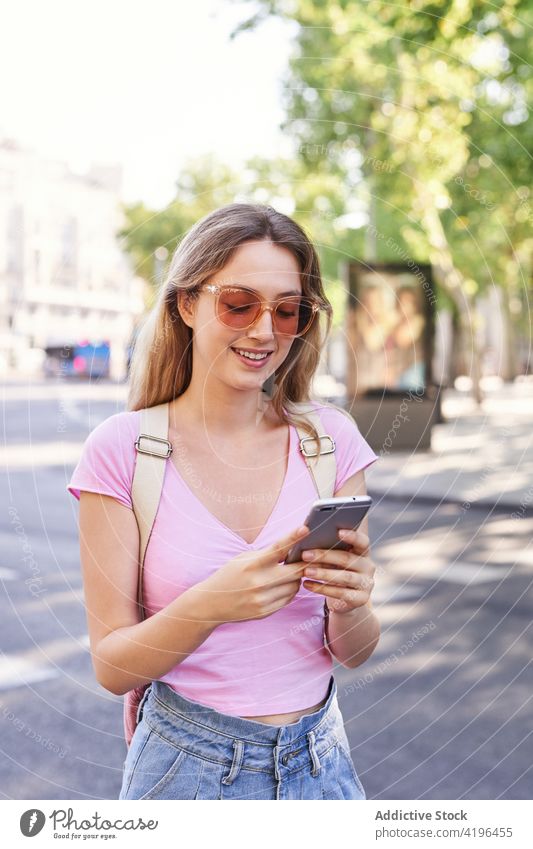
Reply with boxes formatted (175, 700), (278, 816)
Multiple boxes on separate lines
(230, 0), (533, 399)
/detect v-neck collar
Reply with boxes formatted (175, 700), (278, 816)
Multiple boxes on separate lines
(166, 423), (294, 548)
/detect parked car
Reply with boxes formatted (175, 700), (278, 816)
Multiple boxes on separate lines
(43, 340), (111, 379)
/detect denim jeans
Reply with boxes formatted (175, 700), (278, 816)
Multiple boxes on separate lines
(119, 676), (366, 800)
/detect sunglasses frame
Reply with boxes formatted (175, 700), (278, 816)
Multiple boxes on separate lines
(201, 283), (321, 337)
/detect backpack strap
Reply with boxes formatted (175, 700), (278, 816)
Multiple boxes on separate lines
(290, 401), (337, 500)
(131, 401), (172, 619)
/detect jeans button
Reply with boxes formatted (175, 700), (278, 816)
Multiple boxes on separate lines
(281, 754), (289, 765)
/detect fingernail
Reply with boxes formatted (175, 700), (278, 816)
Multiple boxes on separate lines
(338, 530), (349, 538)
(302, 551), (314, 560)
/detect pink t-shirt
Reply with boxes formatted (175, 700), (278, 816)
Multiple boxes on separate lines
(66, 400), (378, 715)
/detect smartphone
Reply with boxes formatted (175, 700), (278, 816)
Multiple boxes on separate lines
(284, 495), (372, 564)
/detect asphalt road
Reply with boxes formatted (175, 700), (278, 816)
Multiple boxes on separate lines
(1, 384), (531, 799)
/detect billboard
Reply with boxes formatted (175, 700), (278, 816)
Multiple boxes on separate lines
(346, 263), (436, 396)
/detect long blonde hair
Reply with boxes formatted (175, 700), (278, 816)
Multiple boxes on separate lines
(127, 203), (333, 444)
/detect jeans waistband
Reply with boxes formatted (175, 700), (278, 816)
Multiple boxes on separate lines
(141, 676), (343, 777)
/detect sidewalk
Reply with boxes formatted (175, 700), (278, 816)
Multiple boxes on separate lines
(365, 378), (533, 513)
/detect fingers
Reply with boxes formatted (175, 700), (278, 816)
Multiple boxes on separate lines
(302, 548), (354, 569)
(302, 566), (374, 593)
(302, 581), (369, 608)
(337, 528), (370, 554)
(302, 548), (374, 575)
(262, 524), (309, 565)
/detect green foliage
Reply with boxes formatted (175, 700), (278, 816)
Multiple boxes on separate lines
(228, 0), (532, 316)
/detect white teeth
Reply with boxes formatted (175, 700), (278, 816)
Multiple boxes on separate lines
(233, 348), (270, 360)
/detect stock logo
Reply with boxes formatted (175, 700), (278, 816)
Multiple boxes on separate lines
(20, 809), (46, 836)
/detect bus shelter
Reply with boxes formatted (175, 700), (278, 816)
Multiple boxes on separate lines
(343, 261), (440, 452)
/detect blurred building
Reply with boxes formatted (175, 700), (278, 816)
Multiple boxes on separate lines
(0, 139), (145, 379)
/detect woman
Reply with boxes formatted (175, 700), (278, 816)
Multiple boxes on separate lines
(387, 286), (426, 390)
(66, 203), (380, 800)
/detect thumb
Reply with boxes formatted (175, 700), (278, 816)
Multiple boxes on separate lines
(260, 524), (310, 565)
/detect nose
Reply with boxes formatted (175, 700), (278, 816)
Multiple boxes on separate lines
(249, 307), (275, 340)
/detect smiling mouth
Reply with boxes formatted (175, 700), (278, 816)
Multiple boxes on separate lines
(230, 347), (274, 361)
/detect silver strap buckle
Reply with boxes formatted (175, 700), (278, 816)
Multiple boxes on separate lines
(135, 434), (173, 458)
(299, 434), (336, 458)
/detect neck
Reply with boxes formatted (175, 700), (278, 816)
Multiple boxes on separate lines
(170, 380), (277, 436)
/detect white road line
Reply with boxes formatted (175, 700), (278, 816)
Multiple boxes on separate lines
(0, 635), (90, 691)
(435, 562), (513, 585)
(0, 658), (60, 690)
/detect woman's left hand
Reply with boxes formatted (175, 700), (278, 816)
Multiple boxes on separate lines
(301, 528), (375, 614)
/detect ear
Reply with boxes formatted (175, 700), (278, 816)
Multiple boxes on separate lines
(176, 289), (196, 328)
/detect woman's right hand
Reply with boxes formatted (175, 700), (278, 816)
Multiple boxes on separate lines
(195, 525), (311, 624)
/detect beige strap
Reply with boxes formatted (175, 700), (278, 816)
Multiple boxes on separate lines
(291, 402), (337, 499)
(131, 402), (172, 618)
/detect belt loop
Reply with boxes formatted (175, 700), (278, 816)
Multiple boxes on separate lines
(221, 739), (244, 786)
(307, 730), (321, 777)
(135, 684), (152, 726)
(273, 743), (282, 782)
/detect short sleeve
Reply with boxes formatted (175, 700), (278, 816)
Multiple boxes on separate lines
(66, 412), (138, 510)
(314, 402), (379, 492)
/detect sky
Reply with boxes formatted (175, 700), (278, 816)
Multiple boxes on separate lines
(1, 0), (294, 207)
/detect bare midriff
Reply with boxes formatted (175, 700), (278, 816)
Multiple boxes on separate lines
(239, 692), (329, 726)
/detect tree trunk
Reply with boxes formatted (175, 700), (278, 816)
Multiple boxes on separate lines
(500, 288), (519, 380)
(417, 193), (484, 405)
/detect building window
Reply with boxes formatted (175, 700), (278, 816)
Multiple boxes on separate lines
(7, 205), (24, 274)
(62, 216), (78, 272)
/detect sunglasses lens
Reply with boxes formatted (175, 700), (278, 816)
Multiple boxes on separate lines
(274, 298), (314, 336)
(218, 289), (261, 328)
(216, 289), (316, 336)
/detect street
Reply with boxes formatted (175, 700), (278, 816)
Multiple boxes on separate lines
(0, 381), (531, 799)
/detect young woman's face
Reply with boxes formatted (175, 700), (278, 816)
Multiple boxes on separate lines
(180, 239), (303, 394)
